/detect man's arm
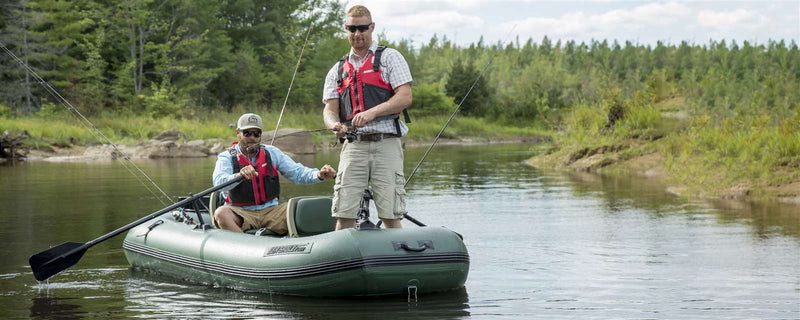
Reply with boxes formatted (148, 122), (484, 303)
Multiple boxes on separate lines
(270, 147), (323, 185)
(350, 83), (412, 127)
(212, 152), (241, 191)
(323, 99), (346, 138)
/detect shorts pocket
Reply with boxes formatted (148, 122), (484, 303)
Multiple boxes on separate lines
(332, 184), (342, 214)
(394, 187), (407, 216)
(394, 171), (405, 186)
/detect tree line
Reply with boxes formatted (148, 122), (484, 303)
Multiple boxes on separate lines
(1, 0), (798, 126)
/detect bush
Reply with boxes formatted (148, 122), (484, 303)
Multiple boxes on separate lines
(140, 83), (184, 119)
(34, 103), (66, 118)
(410, 82), (455, 116)
(0, 103), (12, 118)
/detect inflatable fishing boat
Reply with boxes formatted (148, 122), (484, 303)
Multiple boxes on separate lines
(122, 192), (469, 297)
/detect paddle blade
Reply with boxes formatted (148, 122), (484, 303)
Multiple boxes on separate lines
(29, 242), (87, 281)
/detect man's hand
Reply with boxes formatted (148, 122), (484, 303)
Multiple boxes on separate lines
(317, 164), (336, 180)
(332, 122), (347, 138)
(351, 110), (375, 127)
(239, 165), (258, 179)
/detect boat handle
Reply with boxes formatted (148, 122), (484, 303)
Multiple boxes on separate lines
(393, 241), (432, 252)
(399, 243), (427, 252)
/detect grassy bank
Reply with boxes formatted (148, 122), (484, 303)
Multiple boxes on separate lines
(529, 91), (800, 202)
(0, 105), (550, 151)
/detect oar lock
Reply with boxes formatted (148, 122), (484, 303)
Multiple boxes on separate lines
(172, 208), (194, 225)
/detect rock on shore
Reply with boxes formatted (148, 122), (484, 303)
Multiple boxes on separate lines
(25, 128), (318, 161)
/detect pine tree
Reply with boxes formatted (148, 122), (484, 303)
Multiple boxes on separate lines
(445, 58), (490, 116)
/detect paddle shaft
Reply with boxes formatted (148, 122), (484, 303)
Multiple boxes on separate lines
(89, 177), (243, 247)
(31, 177), (243, 277)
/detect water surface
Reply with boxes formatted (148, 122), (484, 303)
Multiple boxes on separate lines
(1, 144), (798, 319)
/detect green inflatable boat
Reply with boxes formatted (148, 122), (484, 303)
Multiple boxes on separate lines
(122, 192), (469, 297)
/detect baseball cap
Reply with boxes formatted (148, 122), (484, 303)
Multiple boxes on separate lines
(237, 113), (262, 130)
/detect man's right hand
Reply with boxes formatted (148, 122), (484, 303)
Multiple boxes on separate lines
(239, 165), (258, 179)
(332, 122), (347, 138)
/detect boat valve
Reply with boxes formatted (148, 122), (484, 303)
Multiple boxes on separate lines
(407, 279), (420, 303)
(408, 285), (418, 303)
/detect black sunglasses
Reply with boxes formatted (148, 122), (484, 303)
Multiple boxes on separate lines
(345, 24), (371, 33)
(242, 130), (262, 138)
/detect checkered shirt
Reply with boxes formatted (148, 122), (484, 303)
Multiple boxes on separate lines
(322, 41), (413, 136)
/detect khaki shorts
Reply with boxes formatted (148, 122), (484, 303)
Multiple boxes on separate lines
(332, 137), (407, 220)
(213, 202), (289, 235)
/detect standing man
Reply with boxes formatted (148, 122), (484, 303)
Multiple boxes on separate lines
(322, 5), (413, 230)
(213, 113), (336, 234)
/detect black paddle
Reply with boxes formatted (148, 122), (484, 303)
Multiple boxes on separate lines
(29, 177), (244, 281)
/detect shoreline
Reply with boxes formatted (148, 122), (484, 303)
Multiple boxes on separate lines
(10, 134), (549, 162)
(526, 142), (800, 208)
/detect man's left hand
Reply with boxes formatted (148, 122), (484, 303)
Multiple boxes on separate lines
(351, 110), (375, 127)
(318, 164), (336, 180)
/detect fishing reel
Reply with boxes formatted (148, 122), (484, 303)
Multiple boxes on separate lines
(337, 125), (358, 144)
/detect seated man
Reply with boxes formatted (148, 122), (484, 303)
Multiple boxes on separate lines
(212, 113), (336, 234)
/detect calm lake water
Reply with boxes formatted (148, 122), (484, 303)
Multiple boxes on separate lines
(1, 144), (798, 319)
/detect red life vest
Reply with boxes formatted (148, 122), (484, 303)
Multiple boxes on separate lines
(337, 46), (407, 133)
(226, 143), (280, 206)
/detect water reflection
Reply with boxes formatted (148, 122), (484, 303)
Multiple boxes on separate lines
(124, 270), (471, 319)
(30, 294), (82, 320)
(560, 170), (800, 239)
(710, 198), (800, 240)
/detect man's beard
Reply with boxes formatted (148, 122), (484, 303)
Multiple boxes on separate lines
(240, 140), (259, 154)
(350, 36), (368, 51)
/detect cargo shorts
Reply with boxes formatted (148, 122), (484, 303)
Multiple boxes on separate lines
(213, 202), (289, 235)
(331, 137), (407, 220)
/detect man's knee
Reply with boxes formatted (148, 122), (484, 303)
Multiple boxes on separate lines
(215, 207), (240, 227)
(381, 218), (402, 229)
(335, 218), (356, 230)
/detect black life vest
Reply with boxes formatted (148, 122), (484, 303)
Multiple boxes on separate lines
(226, 144), (280, 206)
(336, 46), (409, 135)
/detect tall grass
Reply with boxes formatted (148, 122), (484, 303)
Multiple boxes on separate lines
(554, 87), (799, 197)
(663, 112), (800, 191)
(559, 90), (664, 149)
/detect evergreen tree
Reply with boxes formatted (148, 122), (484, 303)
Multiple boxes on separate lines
(445, 58), (490, 116)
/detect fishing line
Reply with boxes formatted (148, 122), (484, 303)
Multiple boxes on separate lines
(270, 128), (331, 140)
(1, 41), (173, 206)
(270, 26), (312, 146)
(404, 25), (518, 189)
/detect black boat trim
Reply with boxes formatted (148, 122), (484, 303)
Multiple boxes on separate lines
(122, 240), (469, 280)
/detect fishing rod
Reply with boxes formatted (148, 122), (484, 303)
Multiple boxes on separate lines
(0, 41), (174, 207)
(404, 25), (518, 189)
(382, 25), (519, 228)
(270, 26), (312, 146)
(270, 128), (331, 140)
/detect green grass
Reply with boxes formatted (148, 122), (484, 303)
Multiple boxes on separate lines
(662, 113), (800, 195)
(0, 107), (549, 148)
(548, 90), (800, 199)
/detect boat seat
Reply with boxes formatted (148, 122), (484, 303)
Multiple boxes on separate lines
(208, 191), (224, 216)
(286, 196), (335, 237)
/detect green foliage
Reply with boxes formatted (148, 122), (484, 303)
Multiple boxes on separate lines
(33, 103), (66, 118)
(410, 82), (455, 116)
(139, 82), (183, 119)
(445, 58), (491, 116)
(660, 110), (800, 192)
(0, 103), (12, 118)
(212, 41), (269, 108)
(561, 103), (606, 146)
